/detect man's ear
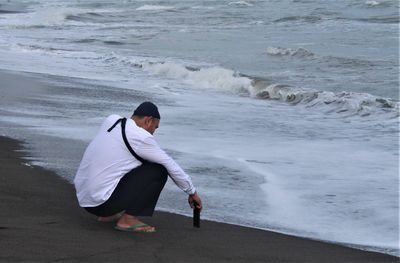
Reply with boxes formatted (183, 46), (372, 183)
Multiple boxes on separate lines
(144, 116), (153, 126)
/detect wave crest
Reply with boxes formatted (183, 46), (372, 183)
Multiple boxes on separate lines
(249, 79), (398, 116)
(365, 1), (381, 7)
(267, 47), (315, 58)
(100, 54), (399, 118)
(142, 62), (253, 93)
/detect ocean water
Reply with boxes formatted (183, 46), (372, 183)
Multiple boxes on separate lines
(0, 0), (399, 256)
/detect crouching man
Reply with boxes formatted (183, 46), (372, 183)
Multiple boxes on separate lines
(74, 101), (202, 233)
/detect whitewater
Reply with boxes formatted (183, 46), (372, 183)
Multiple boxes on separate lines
(0, 0), (398, 256)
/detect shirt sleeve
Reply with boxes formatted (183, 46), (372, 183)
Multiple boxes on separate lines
(136, 137), (196, 195)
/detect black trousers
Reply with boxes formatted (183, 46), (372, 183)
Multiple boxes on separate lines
(85, 163), (168, 217)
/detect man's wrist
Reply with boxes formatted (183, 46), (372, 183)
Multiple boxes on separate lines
(186, 186), (196, 196)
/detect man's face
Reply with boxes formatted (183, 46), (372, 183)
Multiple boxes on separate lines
(134, 116), (160, 135)
(143, 117), (160, 135)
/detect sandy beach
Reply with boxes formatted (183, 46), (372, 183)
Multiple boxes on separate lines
(0, 135), (397, 262)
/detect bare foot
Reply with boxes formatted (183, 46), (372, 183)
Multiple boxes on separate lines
(116, 213), (155, 232)
(97, 212), (123, 222)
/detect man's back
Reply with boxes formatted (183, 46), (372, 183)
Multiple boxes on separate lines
(74, 114), (148, 207)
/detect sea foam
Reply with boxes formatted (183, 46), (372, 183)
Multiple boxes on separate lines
(365, 0), (381, 7)
(266, 46), (315, 58)
(130, 58), (398, 117)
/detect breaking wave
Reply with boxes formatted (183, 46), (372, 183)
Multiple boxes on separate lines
(247, 80), (398, 117)
(7, 45), (396, 119)
(100, 54), (398, 118)
(365, 0), (381, 7)
(266, 47), (315, 58)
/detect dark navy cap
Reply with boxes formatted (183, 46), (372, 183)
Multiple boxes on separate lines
(133, 101), (160, 119)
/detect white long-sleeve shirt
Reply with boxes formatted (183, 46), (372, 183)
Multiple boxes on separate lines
(74, 114), (196, 207)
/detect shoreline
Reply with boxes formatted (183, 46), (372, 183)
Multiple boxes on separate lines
(157, 208), (399, 257)
(0, 135), (398, 262)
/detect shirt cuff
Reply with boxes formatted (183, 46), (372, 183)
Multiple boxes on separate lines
(186, 186), (196, 195)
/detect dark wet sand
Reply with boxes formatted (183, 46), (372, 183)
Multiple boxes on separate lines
(0, 136), (398, 262)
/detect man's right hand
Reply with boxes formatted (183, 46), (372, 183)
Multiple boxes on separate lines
(188, 192), (202, 211)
